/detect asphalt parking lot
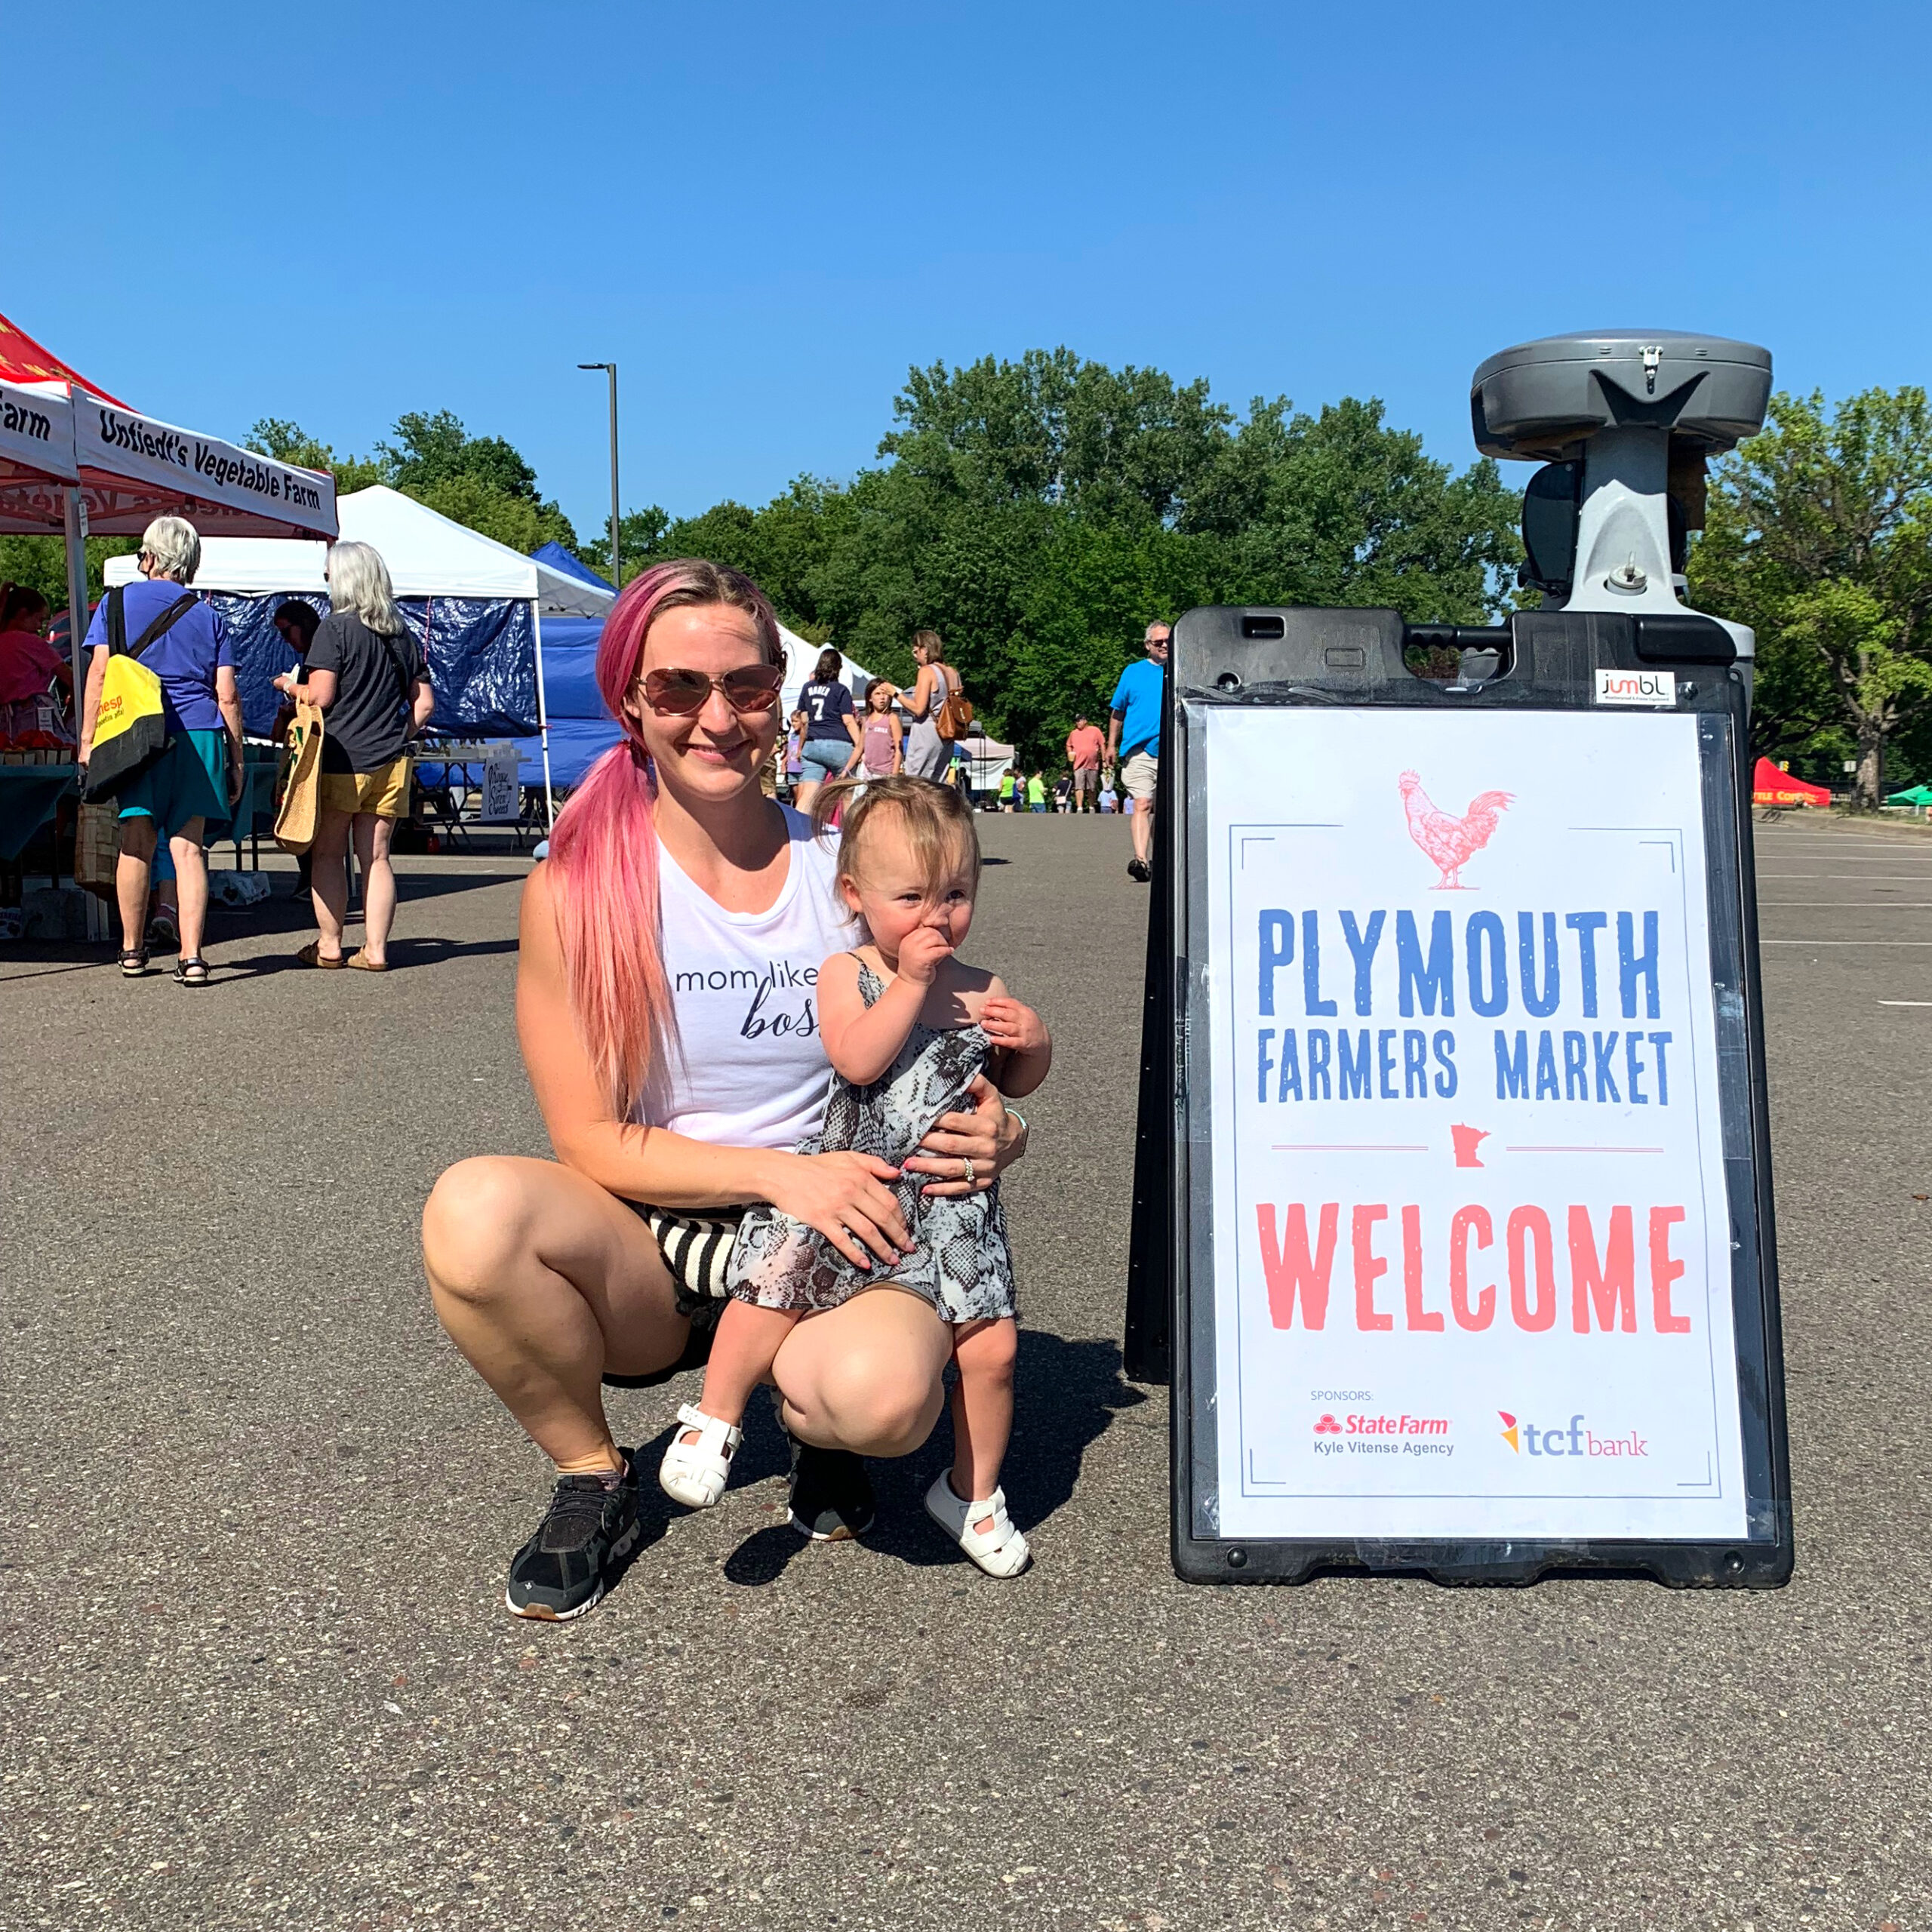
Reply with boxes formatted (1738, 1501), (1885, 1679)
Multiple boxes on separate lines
(3, 808), (1930, 1930)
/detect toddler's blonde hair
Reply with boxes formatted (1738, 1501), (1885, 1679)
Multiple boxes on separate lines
(813, 774), (980, 902)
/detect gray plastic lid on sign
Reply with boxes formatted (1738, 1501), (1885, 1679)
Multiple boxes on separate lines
(1471, 328), (1772, 462)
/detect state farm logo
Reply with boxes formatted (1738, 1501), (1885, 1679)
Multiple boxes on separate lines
(1313, 1411), (1454, 1461)
(1498, 1411), (1648, 1458)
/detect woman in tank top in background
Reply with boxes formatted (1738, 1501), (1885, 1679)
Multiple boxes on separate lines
(898, 629), (964, 782)
(422, 560), (1029, 1621)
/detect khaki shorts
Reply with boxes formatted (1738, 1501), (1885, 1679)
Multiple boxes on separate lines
(1071, 766), (1099, 795)
(319, 756), (411, 820)
(1121, 749), (1158, 802)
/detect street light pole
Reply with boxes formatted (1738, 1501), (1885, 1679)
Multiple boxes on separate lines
(577, 361), (620, 589)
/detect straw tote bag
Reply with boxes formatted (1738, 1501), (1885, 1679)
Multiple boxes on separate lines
(274, 698), (325, 854)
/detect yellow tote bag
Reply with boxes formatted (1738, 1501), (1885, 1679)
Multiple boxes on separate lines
(274, 699), (325, 854)
(82, 588), (195, 801)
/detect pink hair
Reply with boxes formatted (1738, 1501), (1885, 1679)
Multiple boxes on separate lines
(545, 559), (784, 1118)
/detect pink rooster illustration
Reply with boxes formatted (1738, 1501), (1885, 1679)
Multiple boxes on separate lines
(1398, 771), (1512, 889)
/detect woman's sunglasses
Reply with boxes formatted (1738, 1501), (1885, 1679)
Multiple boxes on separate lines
(640, 663), (784, 716)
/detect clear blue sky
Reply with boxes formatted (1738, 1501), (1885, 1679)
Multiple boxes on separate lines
(20, 0), (1929, 540)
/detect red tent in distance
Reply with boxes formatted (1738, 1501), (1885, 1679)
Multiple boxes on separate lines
(1752, 758), (1831, 807)
(0, 311), (128, 408)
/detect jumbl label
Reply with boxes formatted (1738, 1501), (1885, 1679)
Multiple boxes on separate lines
(1593, 667), (1676, 708)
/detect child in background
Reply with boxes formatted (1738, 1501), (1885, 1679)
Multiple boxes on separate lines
(859, 677), (903, 779)
(660, 777), (1052, 1576)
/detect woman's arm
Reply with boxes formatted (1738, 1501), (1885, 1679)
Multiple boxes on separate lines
(517, 867), (911, 1263)
(76, 646), (108, 761)
(305, 668), (340, 711)
(890, 714), (903, 774)
(409, 677), (435, 737)
(215, 666), (245, 801)
(840, 711), (863, 774)
(900, 663), (935, 722)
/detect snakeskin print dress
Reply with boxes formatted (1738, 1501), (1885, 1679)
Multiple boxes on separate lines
(728, 959), (1017, 1322)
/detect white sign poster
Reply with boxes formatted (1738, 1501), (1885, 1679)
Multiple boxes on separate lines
(482, 742), (521, 821)
(1202, 706), (1746, 1543)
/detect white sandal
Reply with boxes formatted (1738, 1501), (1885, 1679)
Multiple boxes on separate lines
(923, 1472), (1030, 1577)
(657, 1403), (743, 1509)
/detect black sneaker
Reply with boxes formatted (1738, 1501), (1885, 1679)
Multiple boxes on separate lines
(786, 1437), (875, 1541)
(1128, 858), (1151, 883)
(504, 1461), (640, 1620)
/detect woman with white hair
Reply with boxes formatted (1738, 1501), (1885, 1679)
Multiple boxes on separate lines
(77, 515), (243, 986)
(299, 540), (434, 971)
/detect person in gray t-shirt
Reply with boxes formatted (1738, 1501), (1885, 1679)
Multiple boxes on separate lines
(298, 542), (433, 971)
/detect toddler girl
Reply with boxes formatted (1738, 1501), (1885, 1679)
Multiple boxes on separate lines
(658, 775), (1051, 1574)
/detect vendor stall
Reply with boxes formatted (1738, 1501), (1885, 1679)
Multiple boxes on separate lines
(0, 309), (339, 706)
(1751, 757), (1832, 808)
(107, 487), (614, 824)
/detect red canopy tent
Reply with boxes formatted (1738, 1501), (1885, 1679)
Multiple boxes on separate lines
(1752, 758), (1831, 807)
(0, 312), (128, 406)
(0, 309), (337, 703)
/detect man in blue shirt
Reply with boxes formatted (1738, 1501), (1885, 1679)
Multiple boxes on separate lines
(1106, 620), (1170, 882)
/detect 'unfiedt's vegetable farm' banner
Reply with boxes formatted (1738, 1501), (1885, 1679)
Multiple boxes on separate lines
(1202, 705), (1745, 1543)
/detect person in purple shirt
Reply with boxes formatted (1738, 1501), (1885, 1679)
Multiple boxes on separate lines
(78, 516), (243, 986)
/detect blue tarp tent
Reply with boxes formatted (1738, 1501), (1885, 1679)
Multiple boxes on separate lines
(515, 617), (616, 789)
(531, 541), (612, 594)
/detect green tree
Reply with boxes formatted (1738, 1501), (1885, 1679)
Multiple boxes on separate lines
(245, 417), (386, 495)
(248, 412), (579, 552)
(641, 351), (1523, 763)
(0, 534), (138, 615)
(1689, 387), (1932, 809)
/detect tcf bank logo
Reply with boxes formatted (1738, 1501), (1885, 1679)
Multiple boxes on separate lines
(1498, 1411), (1648, 1458)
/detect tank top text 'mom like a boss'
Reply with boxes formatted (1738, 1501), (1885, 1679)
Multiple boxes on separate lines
(638, 807), (855, 1150)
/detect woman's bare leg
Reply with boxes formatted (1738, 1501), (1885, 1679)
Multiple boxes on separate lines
(771, 1286), (952, 1457)
(168, 817), (208, 961)
(948, 1317), (1017, 1512)
(422, 1155), (688, 1472)
(352, 811), (398, 963)
(115, 817), (156, 952)
(309, 807), (352, 959)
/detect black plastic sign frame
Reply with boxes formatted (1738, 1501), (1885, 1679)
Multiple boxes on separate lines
(1125, 605), (1793, 1589)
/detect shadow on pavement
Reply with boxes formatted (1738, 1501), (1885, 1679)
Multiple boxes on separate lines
(217, 935), (521, 979)
(720, 1331), (1146, 1585)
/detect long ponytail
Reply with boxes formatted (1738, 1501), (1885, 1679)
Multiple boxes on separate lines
(545, 559), (784, 1118)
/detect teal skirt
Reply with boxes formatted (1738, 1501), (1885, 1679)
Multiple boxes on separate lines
(117, 728), (232, 840)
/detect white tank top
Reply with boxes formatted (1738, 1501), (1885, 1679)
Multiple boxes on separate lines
(638, 807), (854, 1150)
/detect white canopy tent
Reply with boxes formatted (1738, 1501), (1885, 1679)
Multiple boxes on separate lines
(108, 486), (617, 820)
(777, 628), (878, 723)
(106, 485), (616, 615)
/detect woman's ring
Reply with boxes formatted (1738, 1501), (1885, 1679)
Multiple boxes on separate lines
(962, 1156), (976, 1187)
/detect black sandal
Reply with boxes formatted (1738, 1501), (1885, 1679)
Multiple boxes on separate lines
(118, 949), (149, 977)
(173, 956), (211, 986)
